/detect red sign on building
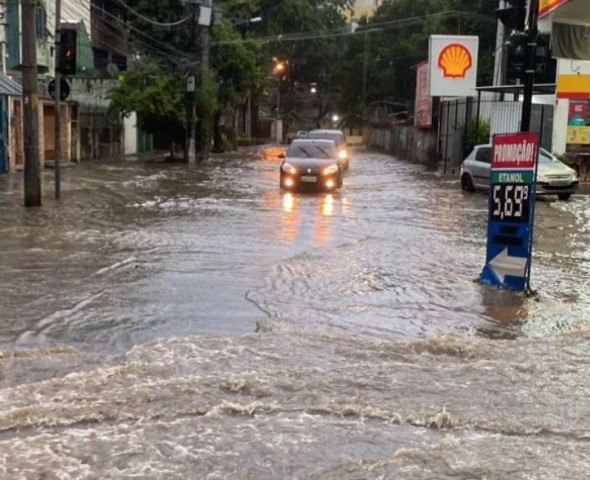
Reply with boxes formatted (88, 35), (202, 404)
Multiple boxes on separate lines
(492, 133), (538, 170)
(414, 60), (433, 128)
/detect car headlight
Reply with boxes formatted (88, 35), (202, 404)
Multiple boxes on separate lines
(338, 149), (348, 160)
(323, 164), (339, 176)
(537, 175), (547, 183)
(572, 170), (579, 181)
(282, 163), (297, 175)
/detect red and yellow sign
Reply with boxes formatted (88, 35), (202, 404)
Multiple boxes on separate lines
(539, 0), (570, 17)
(557, 74), (590, 99)
(438, 43), (472, 78)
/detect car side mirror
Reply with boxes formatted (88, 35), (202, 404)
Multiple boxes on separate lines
(278, 153), (285, 159)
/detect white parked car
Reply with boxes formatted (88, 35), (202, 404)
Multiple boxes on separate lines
(460, 144), (579, 201)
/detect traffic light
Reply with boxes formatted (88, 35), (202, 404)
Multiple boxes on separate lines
(496, 0), (527, 32)
(57, 29), (77, 75)
(505, 33), (556, 85)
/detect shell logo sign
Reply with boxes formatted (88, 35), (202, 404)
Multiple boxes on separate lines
(438, 43), (472, 78)
(429, 35), (479, 97)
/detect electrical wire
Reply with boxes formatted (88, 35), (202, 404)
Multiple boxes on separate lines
(110, 0), (193, 28)
(213, 10), (496, 46)
(86, 1), (192, 62)
(91, 20), (186, 65)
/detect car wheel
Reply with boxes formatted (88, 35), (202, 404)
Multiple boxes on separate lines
(558, 193), (571, 201)
(461, 174), (475, 192)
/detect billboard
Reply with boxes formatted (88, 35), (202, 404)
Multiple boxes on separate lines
(429, 35), (479, 97)
(414, 60), (433, 128)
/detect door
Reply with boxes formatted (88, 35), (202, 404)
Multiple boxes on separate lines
(471, 147), (492, 189)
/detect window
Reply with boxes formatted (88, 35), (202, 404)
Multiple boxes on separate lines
(475, 147), (492, 163)
(35, 6), (46, 41)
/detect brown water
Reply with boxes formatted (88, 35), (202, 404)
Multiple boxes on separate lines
(1, 148), (589, 477)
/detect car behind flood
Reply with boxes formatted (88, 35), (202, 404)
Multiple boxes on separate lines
(306, 129), (350, 170)
(460, 144), (579, 201)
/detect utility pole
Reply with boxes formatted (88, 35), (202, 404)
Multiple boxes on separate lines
(54, 0), (62, 199)
(198, 0), (212, 162)
(183, 0), (198, 164)
(22, 0), (41, 206)
(520, 0), (539, 132)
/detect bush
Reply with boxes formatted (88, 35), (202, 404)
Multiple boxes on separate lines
(237, 134), (251, 146)
(464, 117), (491, 153)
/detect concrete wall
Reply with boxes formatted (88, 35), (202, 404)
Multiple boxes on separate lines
(366, 125), (438, 168)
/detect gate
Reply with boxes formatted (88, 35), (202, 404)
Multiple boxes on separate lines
(439, 91), (554, 175)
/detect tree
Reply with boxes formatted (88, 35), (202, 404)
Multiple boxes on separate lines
(210, 13), (263, 151)
(336, 0), (497, 125)
(108, 57), (186, 157)
(254, 0), (355, 135)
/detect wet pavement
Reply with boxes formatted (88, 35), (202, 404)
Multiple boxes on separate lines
(1, 147), (590, 478)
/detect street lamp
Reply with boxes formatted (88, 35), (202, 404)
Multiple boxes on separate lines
(272, 57), (289, 142)
(233, 16), (262, 27)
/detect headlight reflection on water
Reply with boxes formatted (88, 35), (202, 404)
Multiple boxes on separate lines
(321, 194), (335, 216)
(282, 192), (296, 213)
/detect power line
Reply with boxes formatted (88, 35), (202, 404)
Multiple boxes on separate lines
(213, 10), (496, 46)
(110, 0), (193, 28)
(86, 1), (192, 62)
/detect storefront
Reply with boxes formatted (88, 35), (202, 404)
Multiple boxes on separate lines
(540, 0), (590, 179)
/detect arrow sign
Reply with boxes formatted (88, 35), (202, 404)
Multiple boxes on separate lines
(481, 132), (538, 292)
(489, 248), (527, 283)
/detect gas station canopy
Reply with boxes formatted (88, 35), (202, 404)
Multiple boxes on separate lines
(540, 0), (590, 60)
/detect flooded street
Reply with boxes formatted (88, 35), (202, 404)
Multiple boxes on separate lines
(2, 148), (590, 478)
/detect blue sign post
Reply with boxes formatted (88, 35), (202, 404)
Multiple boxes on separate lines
(480, 133), (538, 292)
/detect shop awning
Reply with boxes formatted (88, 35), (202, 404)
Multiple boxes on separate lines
(543, 0), (590, 59)
(0, 72), (22, 96)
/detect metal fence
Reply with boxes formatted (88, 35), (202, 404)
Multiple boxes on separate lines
(439, 96), (553, 174)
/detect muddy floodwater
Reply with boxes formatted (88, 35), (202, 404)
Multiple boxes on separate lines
(1, 148), (590, 478)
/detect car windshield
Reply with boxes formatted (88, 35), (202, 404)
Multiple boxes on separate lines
(539, 150), (559, 164)
(307, 132), (343, 145)
(287, 144), (336, 159)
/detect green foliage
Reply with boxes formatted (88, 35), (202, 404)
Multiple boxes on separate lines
(211, 20), (262, 107)
(464, 117), (491, 152)
(108, 57), (186, 144)
(196, 70), (219, 156)
(337, 0), (498, 125)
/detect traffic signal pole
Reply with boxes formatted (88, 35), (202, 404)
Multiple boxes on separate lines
(54, 0), (62, 200)
(520, 0), (539, 132)
(22, 0), (41, 207)
(520, 0), (539, 295)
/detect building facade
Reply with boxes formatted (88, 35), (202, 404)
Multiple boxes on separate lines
(539, 0), (590, 177)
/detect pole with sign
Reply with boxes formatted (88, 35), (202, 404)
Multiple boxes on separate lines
(480, 133), (538, 292)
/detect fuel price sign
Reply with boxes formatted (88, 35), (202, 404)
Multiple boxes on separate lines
(480, 133), (538, 292)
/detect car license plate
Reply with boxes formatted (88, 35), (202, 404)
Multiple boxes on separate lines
(301, 176), (317, 183)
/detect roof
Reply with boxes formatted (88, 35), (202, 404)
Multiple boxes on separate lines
(0, 73), (22, 96)
(291, 138), (336, 146)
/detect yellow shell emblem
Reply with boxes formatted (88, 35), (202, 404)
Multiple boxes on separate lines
(438, 44), (472, 78)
